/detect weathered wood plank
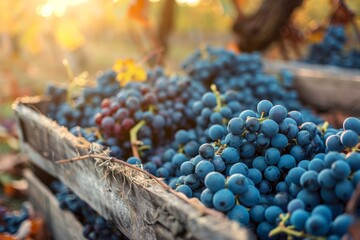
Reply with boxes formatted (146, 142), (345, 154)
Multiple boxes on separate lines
(14, 99), (254, 240)
(263, 60), (360, 114)
(23, 169), (85, 240)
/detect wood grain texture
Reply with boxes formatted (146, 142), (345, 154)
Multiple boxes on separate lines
(263, 60), (360, 114)
(14, 98), (254, 240)
(23, 169), (85, 240)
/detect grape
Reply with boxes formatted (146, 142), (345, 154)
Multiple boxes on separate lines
(305, 215), (330, 236)
(326, 135), (344, 152)
(180, 161), (195, 175)
(126, 156), (141, 165)
(346, 152), (360, 171)
(221, 147), (240, 164)
(227, 118), (245, 135)
(297, 189), (321, 211)
(331, 160), (351, 180)
(264, 206), (284, 224)
(269, 105), (287, 123)
(227, 174), (249, 195)
(256, 100), (273, 116)
(300, 170), (320, 191)
(171, 153), (188, 168)
(245, 117), (260, 132)
(252, 156), (268, 172)
(264, 166), (281, 182)
(184, 174), (200, 190)
(256, 221), (274, 239)
(208, 124), (225, 141)
(277, 154), (296, 172)
(265, 148), (281, 165)
(195, 160), (214, 179)
(212, 189), (235, 212)
(343, 117), (360, 134)
(176, 185), (193, 198)
(287, 199), (305, 213)
(290, 209), (309, 231)
(238, 185), (260, 207)
(202, 92), (217, 108)
(212, 155), (226, 172)
(200, 188), (214, 208)
(332, 214), (354, 236)
(260, 119), (279, 138)
(297, 130), (313, 147)
(335, 179), (354, 201)
(229, 163), (249, 176)
(199, 143), (215, 159)
(248, 168), (262, 185)
(340, 130), (358, 148)
(227, 205), (250, 226)
(311, 205), (333, 223)
(317, 169), (337, 188)
(308, 158), (325, 172)
(204, 172), (226, 192)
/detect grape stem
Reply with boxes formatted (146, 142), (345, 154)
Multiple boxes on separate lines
(210, 84), (222, 112)
(269, 213), (325, 240)
(318, 121), (329, 134)
(130, 120), (146, 159)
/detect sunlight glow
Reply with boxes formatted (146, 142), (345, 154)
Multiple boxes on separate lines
(37, 0), (88, 17)
(176, 0), (201, 7)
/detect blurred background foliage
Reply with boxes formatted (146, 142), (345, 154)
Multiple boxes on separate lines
(0, 0), (359, 118)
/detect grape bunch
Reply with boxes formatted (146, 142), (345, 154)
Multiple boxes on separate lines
(305, 26), (360, 69)
(170, 101), (360, 239)
(51, 181), (126, 240)
(0, 204), (29, 235)
(47, 70), (121, 128)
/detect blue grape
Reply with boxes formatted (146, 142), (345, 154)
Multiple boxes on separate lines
(277, 154), (296, 172)
(340, 130), (358, 147)
(311, 205), (333, 223)
(331, 160), (351, 180)
(265, 148), (281, 165)
(300, 170), (319, 191)
(317, 169), (337, 188)
(204, 172), (225, 192)
(346, 152), (360, 171)
(296, 130), (313, 146)
(229, 163), (249, 176)
(176, 185), (193, 198)
(248, 168), (262, 185)
(326, 135), (344, 152)
(184, 174), (200, 190)
(195, 160), (215, 179)
(238, 185), (260, 207)
(208, 124), (225, 141)
(332, 214), (354, 236)
(335, 179), (354, 201)
(200, 188), (214, 207)
(227, 117), (245, 135)
(264, 166), (281, 182)
(287, 199), (305, 213)
(212, 189), (235, 212)
(269, 105), (288, 123)
(343, 117), (360, 134)
(227, 174), (249, 195)
(180, 161), (195, 175)
(227, 205), (250, 225)
(202, 92), (217, 108)
(250, 205), (266, 223)
(199, 143), (215, 159)
(270, 133), (288, 150)
(297, 189), (321, 211)
(212, 155), (226, 172)
(290, 209), (309, 231)
(308, 158), (325, 172)
(261, 119), (279, 138)
(264, 206), (283, 224)
(221, 147), (240, 164)
(305, 215), (330, 236)
(257, 100), (273, 116)
(287, 167), (305, 185)
(252, 156), (268, 172)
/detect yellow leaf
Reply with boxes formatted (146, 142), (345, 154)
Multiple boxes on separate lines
(112, 59), (147, 86)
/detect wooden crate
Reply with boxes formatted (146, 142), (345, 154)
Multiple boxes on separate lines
(14, 97), (254, 240)
(263, 60), (360, 115)
(24, 169), (85, 240)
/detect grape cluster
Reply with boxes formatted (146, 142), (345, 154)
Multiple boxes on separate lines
(47, 70), (121, 128)
(0, 204), (29, 235)
(44, 46), (360, 239)
(51, 181), (126, 240)
(305, 26), (360, 69)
